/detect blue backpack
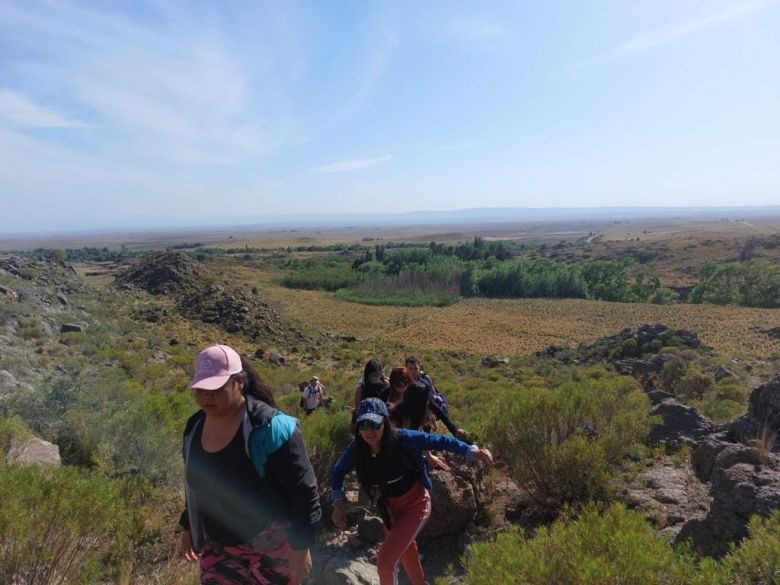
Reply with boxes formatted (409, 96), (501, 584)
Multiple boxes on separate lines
(430, 390), (449, 417)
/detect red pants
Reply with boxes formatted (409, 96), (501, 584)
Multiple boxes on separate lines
(376, 482), (432, 585)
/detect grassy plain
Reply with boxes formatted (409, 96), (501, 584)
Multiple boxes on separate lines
(230, 264), (780, 359)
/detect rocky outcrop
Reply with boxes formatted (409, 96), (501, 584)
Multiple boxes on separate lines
(748, 375), (780, 429)
(115, 251), (207, 295)
(116, 252), (310, 347)
(677, 375), (780, 556)
(309, 554), (379, 585)
(420, 468), (479, 540)
(649, 399), (715, 451)
(678, 455), (780, 557)
(540, 324), (707, 369)
(623, 459), (710, 538)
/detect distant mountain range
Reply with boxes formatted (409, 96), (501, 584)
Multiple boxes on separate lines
(2, 206), (780, 238)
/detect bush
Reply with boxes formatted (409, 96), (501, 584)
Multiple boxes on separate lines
(721, 510), (780, 583)
(0, 415), (33, 458)
(460, 503), (717, 585)
(298, 409), (353, 486)
(485, 375), (651, 505)
(0, 465), (137, 584)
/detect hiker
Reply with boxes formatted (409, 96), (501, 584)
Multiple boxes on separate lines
(301, 375), (326, 415)
(178, 344), (320, 585)
(352, 359), (390, 410)
(404, 356), (466, 440)
(381, 367), (413, 405)
(330, 398), (493, 585)
(389, 381), (453, 471)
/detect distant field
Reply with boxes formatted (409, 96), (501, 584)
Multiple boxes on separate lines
(251, 270), (780, 358)
(380, 298), (780, 358)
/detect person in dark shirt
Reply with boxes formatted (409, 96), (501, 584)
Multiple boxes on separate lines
(404, 356), (467, 440)
(178, 344), (320, 585)
(330, 398), (493, 585)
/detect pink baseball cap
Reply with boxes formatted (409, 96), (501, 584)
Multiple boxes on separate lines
(190, 345), (243, 390)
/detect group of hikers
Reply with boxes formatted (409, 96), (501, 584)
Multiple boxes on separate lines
(179, 344), (493, 585)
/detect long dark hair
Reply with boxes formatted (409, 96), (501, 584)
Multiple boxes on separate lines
(389, 382), (430, 430)
(360, 358), (387, 401)
(239, 356), (276, 407)
(353, 417), (395, 491)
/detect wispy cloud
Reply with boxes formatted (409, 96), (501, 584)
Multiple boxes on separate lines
(444, 18), (506, 41)
(615, 0), (779, 55)
(310, 155), (392, 174)
(0, 1), (299, 165)
(0, 90), (87, 128)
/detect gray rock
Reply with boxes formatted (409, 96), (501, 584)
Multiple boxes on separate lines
(311, 555), (379, 585)
(0, 369), (19, 391)
(60, 323), (83, 333)
(714, 366), (737, 382)
(748, 375), (780, 429)
(481, 356), (510, 368)
(420, 469), (477, 540)
(692, 433), (731, 482)
(623, 460), (710, 536)
(649, 399), (715, 451)
(678, 451), (780, 557)
(357, 516), (385, 545)
(5, 437), (62, 466)
(56, 292), (68, 306)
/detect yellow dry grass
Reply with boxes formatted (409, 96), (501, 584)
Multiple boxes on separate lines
(380, 298), (780, 358)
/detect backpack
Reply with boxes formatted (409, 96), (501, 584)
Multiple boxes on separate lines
(419, 373), (449, 417)
(430, 390), (449, 417)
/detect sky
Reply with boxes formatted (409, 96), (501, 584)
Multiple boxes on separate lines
(1, 0), (779, 233)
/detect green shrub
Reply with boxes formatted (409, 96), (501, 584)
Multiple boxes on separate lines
(0, 466), (137, 584)
(485, 375), (650, 505)
(298, 409), (353, 486)
(461, 503), (717, 585)
(721, 510), (780, 583)
(0, 415), (33, 458)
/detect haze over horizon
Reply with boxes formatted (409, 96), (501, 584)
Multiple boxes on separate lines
(1, 1), (779, 233)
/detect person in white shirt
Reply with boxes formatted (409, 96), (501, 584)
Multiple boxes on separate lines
(302, 376), (326, 415)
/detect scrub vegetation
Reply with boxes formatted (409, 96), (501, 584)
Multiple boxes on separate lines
(1, 223), (779, 583)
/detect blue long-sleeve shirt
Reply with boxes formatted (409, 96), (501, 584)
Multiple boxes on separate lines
(330, 428), (479, 502)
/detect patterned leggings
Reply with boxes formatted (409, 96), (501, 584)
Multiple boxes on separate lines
(199, 524), (292, 585)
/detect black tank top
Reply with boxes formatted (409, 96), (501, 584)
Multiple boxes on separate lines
(187, 421), (271, 545)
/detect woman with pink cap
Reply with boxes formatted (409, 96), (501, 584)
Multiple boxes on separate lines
(178, 344), (320, 585)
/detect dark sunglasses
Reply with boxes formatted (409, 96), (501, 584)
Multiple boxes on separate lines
(357, 420), (383, 431)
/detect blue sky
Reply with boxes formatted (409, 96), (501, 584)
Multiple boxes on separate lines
(1, 0), (778, 232)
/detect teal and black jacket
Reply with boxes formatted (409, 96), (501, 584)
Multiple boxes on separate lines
(180, 395), (321, 552)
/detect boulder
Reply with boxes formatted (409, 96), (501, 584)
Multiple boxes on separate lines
(5, 437), (62, 466)
(56, 292), (68, 306)
(310, 555), (379, 585)
(419, 469), (478, 540)
(623, 459), (710, 537)
(60, 323), (84, 333)
(714, 366), (737, 382)
(649, 399), (715, 451)
(678, 458), (780, 557)
(748, 375), (780, 429)
(0, 285), (18, 302)
(481, 356), (510, 368)
(357, 516), (385, 545)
